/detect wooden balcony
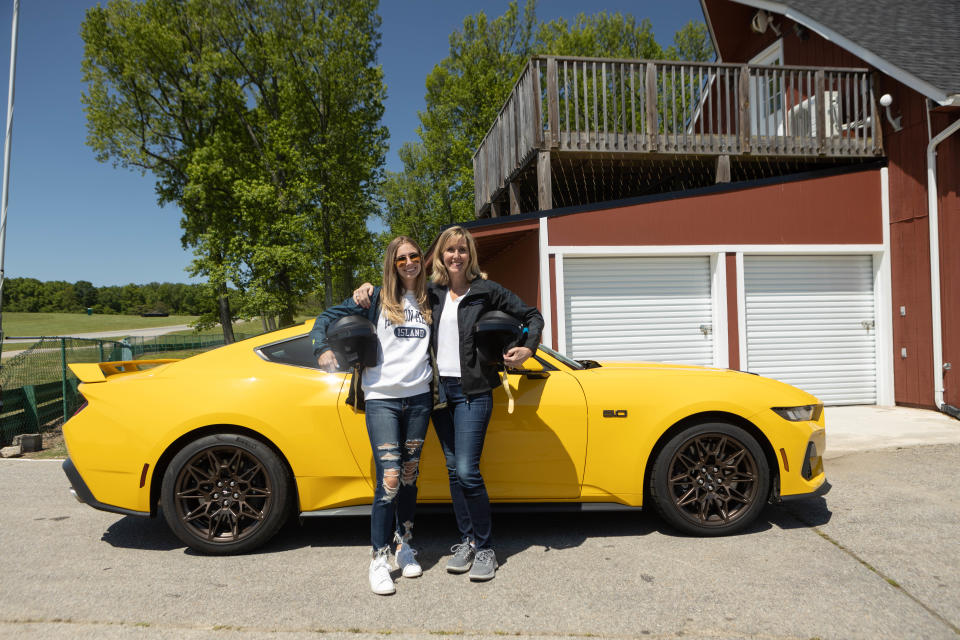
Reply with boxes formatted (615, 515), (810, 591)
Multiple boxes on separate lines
(473, 56), (883, 217)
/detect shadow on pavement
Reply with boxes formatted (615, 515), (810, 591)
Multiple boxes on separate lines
(772, 496), (833, 529)
(101, 514), (183, 552)
(98, 494), (833, 560)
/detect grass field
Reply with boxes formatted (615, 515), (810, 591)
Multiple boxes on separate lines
(2, 312), (200, 338)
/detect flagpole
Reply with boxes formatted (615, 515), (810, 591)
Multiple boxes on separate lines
(0, 0), (21, 357)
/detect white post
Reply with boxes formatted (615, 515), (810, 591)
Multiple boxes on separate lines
(0, 0), (21, 351)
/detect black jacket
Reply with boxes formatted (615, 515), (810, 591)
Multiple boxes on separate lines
(429, 278), (544, 398)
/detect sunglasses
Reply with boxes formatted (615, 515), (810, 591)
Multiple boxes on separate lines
(395, 253), (421, 266)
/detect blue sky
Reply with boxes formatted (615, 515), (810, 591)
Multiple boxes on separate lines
(0, 0), (703, 287)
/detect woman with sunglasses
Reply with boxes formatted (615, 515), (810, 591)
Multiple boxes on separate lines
(310, 236), (433, 596)
(353, 226), (543, 582)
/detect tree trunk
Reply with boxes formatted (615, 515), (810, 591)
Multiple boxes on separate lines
(277, 271), (296, 328)
(219, 294), (235, 344)
(322, 217), (333, 308)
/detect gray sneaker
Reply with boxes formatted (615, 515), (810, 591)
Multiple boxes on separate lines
(446, 541), (475, 574)
(468, 548), (498, 581)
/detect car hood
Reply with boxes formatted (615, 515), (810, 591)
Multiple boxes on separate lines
(573, 361), (820, 412)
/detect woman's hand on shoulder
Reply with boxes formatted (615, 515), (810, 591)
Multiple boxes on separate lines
(353, 283), (374, 309)
(503, 346), (533, 368)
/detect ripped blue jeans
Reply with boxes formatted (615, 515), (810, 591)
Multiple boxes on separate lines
(365, 392), (432, 551)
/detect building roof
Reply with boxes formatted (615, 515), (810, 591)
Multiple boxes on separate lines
(724, 0), (960, 105)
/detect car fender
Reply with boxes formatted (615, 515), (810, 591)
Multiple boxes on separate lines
(572, 366), (815, 502)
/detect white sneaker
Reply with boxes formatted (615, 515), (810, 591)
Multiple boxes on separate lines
(395, 543), (422, 578)
(369, 549), (395, 595)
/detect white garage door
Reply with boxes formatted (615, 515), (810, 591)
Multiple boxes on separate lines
(563, 256), (714, 365)
(744, 255), (877, 405)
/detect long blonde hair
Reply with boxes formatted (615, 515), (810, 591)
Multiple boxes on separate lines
(430, 226), (487, 286)
(381, 236), (432, 326)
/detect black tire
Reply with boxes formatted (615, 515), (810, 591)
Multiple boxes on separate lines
(160, 433), (290, 554)
(650, 422), (769, 536)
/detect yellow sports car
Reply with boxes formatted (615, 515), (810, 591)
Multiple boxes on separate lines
(62, 322), (827, 554)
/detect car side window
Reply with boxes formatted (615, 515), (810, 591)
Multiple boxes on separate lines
(256, 335), (321, 370)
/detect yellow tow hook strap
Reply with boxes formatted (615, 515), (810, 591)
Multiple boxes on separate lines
(351, 368), (360, 414)
(500, 368), (514, 414)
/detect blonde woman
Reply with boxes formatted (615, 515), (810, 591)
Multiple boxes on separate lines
(354, 226), (543, 581)
(310, 236), (433, 595)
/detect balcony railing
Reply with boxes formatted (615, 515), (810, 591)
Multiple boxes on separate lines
(474, 56), (882, 215)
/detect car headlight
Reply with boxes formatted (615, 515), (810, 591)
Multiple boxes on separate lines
(771, 404), (822, 421)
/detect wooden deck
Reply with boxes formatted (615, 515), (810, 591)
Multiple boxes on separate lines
(474, 56), (883, 216)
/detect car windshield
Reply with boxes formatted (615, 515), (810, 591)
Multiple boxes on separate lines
(537, 344), (585, 370)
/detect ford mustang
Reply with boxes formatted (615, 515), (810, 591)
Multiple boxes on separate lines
(62, 322), (827, 554)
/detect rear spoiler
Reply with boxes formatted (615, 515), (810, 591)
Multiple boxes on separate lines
(69, 359), (180, 383)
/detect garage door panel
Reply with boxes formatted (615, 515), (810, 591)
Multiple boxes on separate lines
(745, 255), (876, 405)
(567, 307), (712, 318)
(748, 324), (875, 333)
(564, 256), (714, 365)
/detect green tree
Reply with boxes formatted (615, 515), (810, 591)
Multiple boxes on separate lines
(382, 1), (714, 243)
(666, 20), (715, 62)
(73, 280), (98, 309)
(82, 0), (386, 336)
(535, 11), (664, 58)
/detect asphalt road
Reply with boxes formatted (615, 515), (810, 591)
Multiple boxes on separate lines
(1, 442), (959, 640)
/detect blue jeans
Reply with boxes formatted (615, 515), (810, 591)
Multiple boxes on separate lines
(365, 392), (432, 551)
(432, 378), (494, 550)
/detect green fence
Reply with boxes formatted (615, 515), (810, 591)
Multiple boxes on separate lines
(0, 332), (254, 445)
(123, 333), (251, 357)
(1, 380), (81, 444)
(0, 337), (127, 444)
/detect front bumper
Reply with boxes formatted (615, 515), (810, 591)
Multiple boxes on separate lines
(62, 458), (150, 518)
(781, 478), (831, 502)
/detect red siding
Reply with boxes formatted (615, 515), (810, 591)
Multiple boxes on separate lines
(705, 0), (863, 68)
(884, 77), (937, 407)
(891, 218), (934, 406)
(547, 170), (881, 246)
(881, 85), (960, 408)
(726, 252), (740, 370)
(935, 115), (960, 407)
(474, 227), (541, 312)
(549, 255), (558, 351)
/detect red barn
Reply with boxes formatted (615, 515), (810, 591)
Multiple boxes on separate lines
(465, 0), (960, 413)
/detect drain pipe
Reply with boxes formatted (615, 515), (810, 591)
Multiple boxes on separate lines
(926, 113), (960, 415)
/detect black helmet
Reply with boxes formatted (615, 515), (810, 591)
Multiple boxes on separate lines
(327, 315), (378, 369)
(474, 311), (523, 366)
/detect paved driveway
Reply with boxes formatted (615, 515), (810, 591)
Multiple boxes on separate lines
(1, 428), (958, 639)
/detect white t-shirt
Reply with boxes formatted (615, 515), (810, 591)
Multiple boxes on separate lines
(362, 292), (432, 400)
(437, 288), (467, 377)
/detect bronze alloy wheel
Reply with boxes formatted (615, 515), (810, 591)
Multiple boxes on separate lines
(651, 423), (770, 536)
(173, 445), (273, 543)
(667, 432), (759, 526)
(160, 434), (290, 554)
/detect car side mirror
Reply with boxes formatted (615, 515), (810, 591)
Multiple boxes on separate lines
(522, 359), (545, 372)
(508, 359), (549, 379)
